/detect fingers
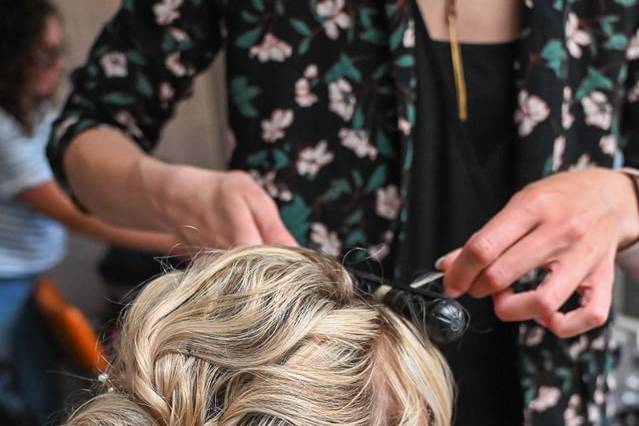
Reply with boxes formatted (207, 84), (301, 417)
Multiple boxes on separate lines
(491, 267), (581, 323)
(199, 171), (266, 247)
(491, 242), (598, 322)
(235, 172), (297, 247)
(468, 225), (569, 298)
(247, 191), (298, 247)
(443, 196), (539, 296)
(436, 248), (461, 272)
(229, 201), (266, 246)
(537, 257), (614, 338)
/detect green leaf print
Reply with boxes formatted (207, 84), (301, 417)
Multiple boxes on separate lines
(136, 74), (153, 98)
(103, 92), (136, 106)
(323, 179), (351, 201)
(325, 54), (362, 83)
(540, 40), (567, 79)
(231, 77), (261, 118)
(600, 16), (620, 36)
(251, 0), (265, 12)
(162, 33), (177, 52)
(345, 229), (366, 246)
(236, 27), (263, 49)
(575, 67), (614, 99)
(345, 210), (364, 225)
(290, 19), (312, 36)
(87, 65), (98, 77)
(372, 63), (390, 79)
(122, 0), (134, 12)
(126, 50), (147, 66)
(241, 11), (260, 23)
(352, 106), (364, 129)
(542, 157), (554, 175)
(403, 142), (414, 172)
(365, 165), (387, 192)
(359, 8), (378, 29)
(239, 104), (259, 117)
(395, 54), (415, 68)
(351, 170), (364, 187)
(280, 196), (311, 245)
(298, 38), (311, 55)
(618, 63), (628, 84)
(360, 29), (387, 46)
(273, 149), (290, 169)
(389, 22), (405, 51)
(376, 131), (396, 158)
(523, 387), (537, 406)
(604, 34), (628, 50)
(406, 103), (416, 125)
(247, 150), (269, 167)
(233, 85), (261, 104)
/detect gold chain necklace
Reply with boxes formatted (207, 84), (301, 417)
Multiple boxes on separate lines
(414, 0), (468, 121)
(446, 0), (468, 121)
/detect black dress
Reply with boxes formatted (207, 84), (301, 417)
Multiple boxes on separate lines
(403, 5), (524, 425)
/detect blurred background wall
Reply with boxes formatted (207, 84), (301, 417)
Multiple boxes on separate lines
(49, 0), (228, 314)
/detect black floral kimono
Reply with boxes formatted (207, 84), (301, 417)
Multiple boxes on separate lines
(48, 0), (639, 424)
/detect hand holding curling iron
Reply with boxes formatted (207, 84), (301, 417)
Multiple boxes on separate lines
(437, 168), (639, 338)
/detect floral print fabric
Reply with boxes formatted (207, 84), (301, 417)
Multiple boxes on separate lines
(47, 0), (639, 424)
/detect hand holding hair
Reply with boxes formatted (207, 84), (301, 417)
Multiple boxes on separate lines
(64, 128), (298, 250)
(159, 166), (298, 249)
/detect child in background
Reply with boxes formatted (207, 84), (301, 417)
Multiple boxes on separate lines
(0, 1), (179, 423)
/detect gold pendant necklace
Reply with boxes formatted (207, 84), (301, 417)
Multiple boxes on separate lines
(446, 0), (468, 121)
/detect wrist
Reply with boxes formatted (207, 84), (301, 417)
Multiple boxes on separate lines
(136, 157), (186, 233)
(612, 168), (639, 249)
(146, 162), (224, 235)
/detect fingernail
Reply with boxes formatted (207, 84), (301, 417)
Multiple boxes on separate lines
(435, 255), (446, 270)
(445, 288), (462, 298)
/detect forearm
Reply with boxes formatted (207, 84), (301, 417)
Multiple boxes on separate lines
(64, 127), (178, 233)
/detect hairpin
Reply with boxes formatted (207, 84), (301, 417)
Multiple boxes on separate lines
(98, 372), (109, 384)
(349, 269), (468, 345)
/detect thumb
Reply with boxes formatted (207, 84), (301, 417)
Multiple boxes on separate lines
(261, 214), (298, 246)
(435, 248), (462, 272)
(247, 193), (299, 247)
(436, 248), (463, 298)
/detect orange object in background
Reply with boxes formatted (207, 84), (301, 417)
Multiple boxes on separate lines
(33, 278), (108, 373)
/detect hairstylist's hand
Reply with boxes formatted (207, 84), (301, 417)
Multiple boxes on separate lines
(163, 167), (298, 248)
(437, 168), (639, 338)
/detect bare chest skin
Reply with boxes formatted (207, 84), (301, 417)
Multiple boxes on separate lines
(415, 0), (524, 43)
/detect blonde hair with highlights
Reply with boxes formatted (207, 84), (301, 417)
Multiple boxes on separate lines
(66, 246), (453, 426)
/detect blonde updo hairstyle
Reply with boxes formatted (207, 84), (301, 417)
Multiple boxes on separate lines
(66, 246), (453, 425)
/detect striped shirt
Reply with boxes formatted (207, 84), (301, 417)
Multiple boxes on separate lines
(0, 107), (66, 278)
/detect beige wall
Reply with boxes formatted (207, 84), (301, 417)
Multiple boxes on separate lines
(54, 0), (228, 169)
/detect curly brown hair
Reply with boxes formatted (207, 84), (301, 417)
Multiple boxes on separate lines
(0, 0), (58, 133)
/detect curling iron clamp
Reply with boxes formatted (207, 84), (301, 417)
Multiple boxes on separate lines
(349, 269), (468, 345)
